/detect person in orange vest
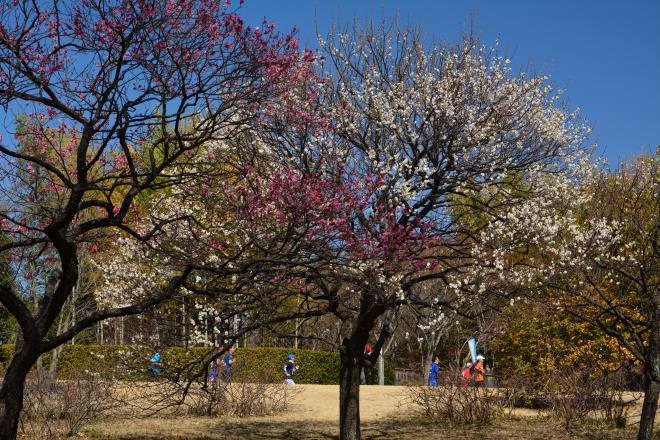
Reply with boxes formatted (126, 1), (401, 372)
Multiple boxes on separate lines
(473, 355), (486, 387)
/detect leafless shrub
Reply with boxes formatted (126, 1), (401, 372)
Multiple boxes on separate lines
(597, 371), (640, 429)
(544, 368), (594, 430)
(406, 370), (503, 424)
(19, 370), (115, 439)
(186, 360), (294, 417)
(129, 355), (296, 418)
(497, 374), (549, 414)
(544, 366), (638, 430)
(186, 381), (292, 417)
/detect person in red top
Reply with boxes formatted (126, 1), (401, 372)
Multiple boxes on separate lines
(360, 343), (373, 384)
(462, 362), (473, 382)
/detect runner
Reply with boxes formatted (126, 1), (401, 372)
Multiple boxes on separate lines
(149, 346), (162, 380)
(428, 355), (440, 387)
(222, 345), (236, 382)
(283, 353), (299, 384)
(209, 347), (220, 383)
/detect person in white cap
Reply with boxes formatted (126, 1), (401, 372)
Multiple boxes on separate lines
(474, 355), (486, 387)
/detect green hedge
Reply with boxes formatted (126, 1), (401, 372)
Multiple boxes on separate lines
(0, 344), (12, 367)
(0, 344), (395, 385)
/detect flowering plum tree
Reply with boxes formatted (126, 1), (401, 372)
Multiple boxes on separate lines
(489, 154), (659, 440)
(250, 21), (591, 440)
(0, 0), (315, 437)
(89, 138), (332, 347)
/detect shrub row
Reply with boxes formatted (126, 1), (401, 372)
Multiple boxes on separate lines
(0, 344), (395, 385)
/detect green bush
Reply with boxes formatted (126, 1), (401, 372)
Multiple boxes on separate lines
(230, 347), (341, 384)
(363, 356), (395, 385)
(0, 344), (395, 385)
(0, 344), (13, 366)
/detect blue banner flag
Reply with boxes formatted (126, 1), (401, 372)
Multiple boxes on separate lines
(467, 338), (477, 363)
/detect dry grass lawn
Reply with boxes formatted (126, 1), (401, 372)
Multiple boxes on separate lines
(81, 384), (649, 440)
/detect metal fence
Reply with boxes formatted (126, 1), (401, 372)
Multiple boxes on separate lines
(395, 368), (423, 385)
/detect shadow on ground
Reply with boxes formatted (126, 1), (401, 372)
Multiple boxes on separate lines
(90, 417), (639, 440)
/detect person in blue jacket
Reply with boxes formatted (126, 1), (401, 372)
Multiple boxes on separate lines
(222, 345), (236, 382)
(209, 347), (221, 383)
(149, 346), (162, 380)
(428, 355), (440, 387)
(283, 353), (299, 384)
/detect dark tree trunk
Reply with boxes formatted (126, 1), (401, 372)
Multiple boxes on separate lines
(638, 373), (659, 440)
(0, 344), (39, 440)
(637, 302), (660, 440)
(337, 293), (391, 440)
(339, 336), (365, 440)
(638, 313), (660, 440)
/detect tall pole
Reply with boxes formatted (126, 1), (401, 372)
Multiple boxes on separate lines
(378, 351), (385, 385)
(294, 295), (300, 349)
(120, 316), (124, 345)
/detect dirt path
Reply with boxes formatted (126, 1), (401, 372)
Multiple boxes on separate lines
(285, 384), (412, 421)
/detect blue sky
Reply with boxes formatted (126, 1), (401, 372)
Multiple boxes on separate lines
(240, 0), (660, 165)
